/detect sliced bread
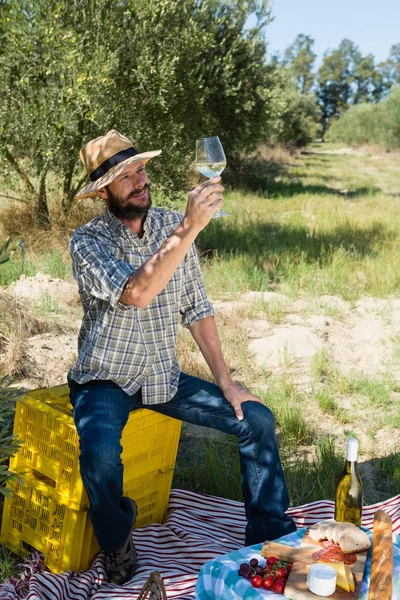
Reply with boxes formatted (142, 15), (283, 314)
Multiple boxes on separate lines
(338, 525), (371, 553)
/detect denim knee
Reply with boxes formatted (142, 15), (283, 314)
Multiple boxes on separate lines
(241, 401), (276, 436)
(79, 445), (123, 486)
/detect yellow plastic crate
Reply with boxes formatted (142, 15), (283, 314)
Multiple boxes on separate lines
(10, 384), (181, 510)
(1, 464), (175, 573)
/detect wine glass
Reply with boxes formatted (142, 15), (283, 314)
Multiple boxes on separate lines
(195, 136), (228, 218)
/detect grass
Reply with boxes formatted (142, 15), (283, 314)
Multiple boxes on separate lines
(0, 546), (19, 582)
(341, 375), (392, 406)
(172, 144), (400, 508)
(34, 292), (61, 316)
(2, 142), (400, 583)
(0, 251), (71, 288)
(377, 454), (400, 495)
(39, 250), (72, 280)
(197, 146), (400, 302)
(283, 436), (344, 508)
(313, 387), (337, 415)
(0, 257), (36, 286)
(173, 435), (242, 501)
(248, 296), (290, 324)
(259, 378), (312, 448)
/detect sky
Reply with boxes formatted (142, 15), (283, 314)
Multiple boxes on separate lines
(260, 0), (400, 65)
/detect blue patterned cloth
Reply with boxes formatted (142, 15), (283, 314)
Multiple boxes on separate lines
(196, 527), (400, 599)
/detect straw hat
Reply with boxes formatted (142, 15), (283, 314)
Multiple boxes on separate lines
(75, 130), (162, 199)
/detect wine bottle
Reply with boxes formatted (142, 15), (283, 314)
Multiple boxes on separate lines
(334, 437), (363, 527)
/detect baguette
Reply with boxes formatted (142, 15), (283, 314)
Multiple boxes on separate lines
(308, 520), (370, 553)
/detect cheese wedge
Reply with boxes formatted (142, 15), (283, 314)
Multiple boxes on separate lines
(317, 561), (354, 592)
(345, 564), (355, 592)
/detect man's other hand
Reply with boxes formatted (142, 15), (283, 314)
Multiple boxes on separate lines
(184, 177), (224, 231)
(221, 381), (264, 421)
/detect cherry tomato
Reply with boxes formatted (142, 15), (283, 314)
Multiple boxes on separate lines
(266, 556), (278, 566)
(286, 563), (293, 573)
(272, 579), (285, 594)
(251, 575), (263, 588)
(276, 566), (288, 579)
(263, 575), (274, 590)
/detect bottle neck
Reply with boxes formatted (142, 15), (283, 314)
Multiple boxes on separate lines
(344, 460), (358, 474)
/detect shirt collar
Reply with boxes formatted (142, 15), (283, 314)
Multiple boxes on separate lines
(104, 207), (154, 240)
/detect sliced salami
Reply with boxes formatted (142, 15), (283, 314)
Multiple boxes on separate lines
(312, 543), (357, 565)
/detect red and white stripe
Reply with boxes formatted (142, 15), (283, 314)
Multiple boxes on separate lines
(1, 489), (398, 600)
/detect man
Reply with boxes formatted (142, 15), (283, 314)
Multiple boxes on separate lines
(68, 129), (296, 586)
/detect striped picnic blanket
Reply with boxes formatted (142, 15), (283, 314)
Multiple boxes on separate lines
(1, 489), (399, 600)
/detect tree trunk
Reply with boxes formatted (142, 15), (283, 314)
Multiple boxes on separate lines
(61, 160), (76, 219)
(61, 169), (88, 220)
(34, 168), (50, 227)
(60, 121), (87, 220)
(4, 148), (36, 199)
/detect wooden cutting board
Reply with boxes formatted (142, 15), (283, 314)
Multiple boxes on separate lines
(261, 532), (368, 600)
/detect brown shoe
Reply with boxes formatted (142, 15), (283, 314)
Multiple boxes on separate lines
(105, 498), (138, 585)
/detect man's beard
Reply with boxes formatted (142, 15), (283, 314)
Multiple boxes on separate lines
(107, 184), (152, 220)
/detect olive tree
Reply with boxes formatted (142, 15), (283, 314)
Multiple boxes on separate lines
(1, 0), (284, 223)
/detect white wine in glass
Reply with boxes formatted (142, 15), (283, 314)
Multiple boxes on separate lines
(195, 136), (228, 218)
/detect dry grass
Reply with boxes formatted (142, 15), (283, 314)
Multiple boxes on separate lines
(176, 305), (264, 391)
(0, 291), (47, 377)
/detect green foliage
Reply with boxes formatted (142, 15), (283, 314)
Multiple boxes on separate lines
(379, 43), (400, 88)
(317, 39), (384, 133)
(283, 34), (316, 94)
(0, 0), (286, 218)
(272, 81), (322, 147)
(328, 86), (400, 149)
(0, 237), (22, 266)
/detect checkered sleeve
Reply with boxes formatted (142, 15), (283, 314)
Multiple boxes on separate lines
(70, 228), (135, 308)
(180, 243), (214, 328)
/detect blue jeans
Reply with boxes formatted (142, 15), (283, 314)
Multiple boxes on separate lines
(68, 373), (296, 551)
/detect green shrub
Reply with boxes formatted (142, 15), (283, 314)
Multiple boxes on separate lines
(328, 87), (400, 149)
(274, 83), (322, 148)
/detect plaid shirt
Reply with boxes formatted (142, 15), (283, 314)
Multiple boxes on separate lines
(68, 207), (214, 404)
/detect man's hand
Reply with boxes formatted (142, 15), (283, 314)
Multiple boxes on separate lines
(220, 380), (264, 421)
(183, 177), (224, 231)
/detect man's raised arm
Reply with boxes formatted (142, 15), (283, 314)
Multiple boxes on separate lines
(120, 178), (224, 308)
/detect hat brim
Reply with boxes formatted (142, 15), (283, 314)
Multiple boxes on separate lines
(75, 150), (162, 199)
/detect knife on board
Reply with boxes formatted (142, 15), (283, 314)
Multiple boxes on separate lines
(368, 509), (392, 600)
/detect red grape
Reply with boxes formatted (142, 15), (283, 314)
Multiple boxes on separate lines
(249, 558), (258, 568)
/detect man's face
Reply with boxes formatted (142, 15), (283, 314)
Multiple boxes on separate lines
(103, 161), (152, 220)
